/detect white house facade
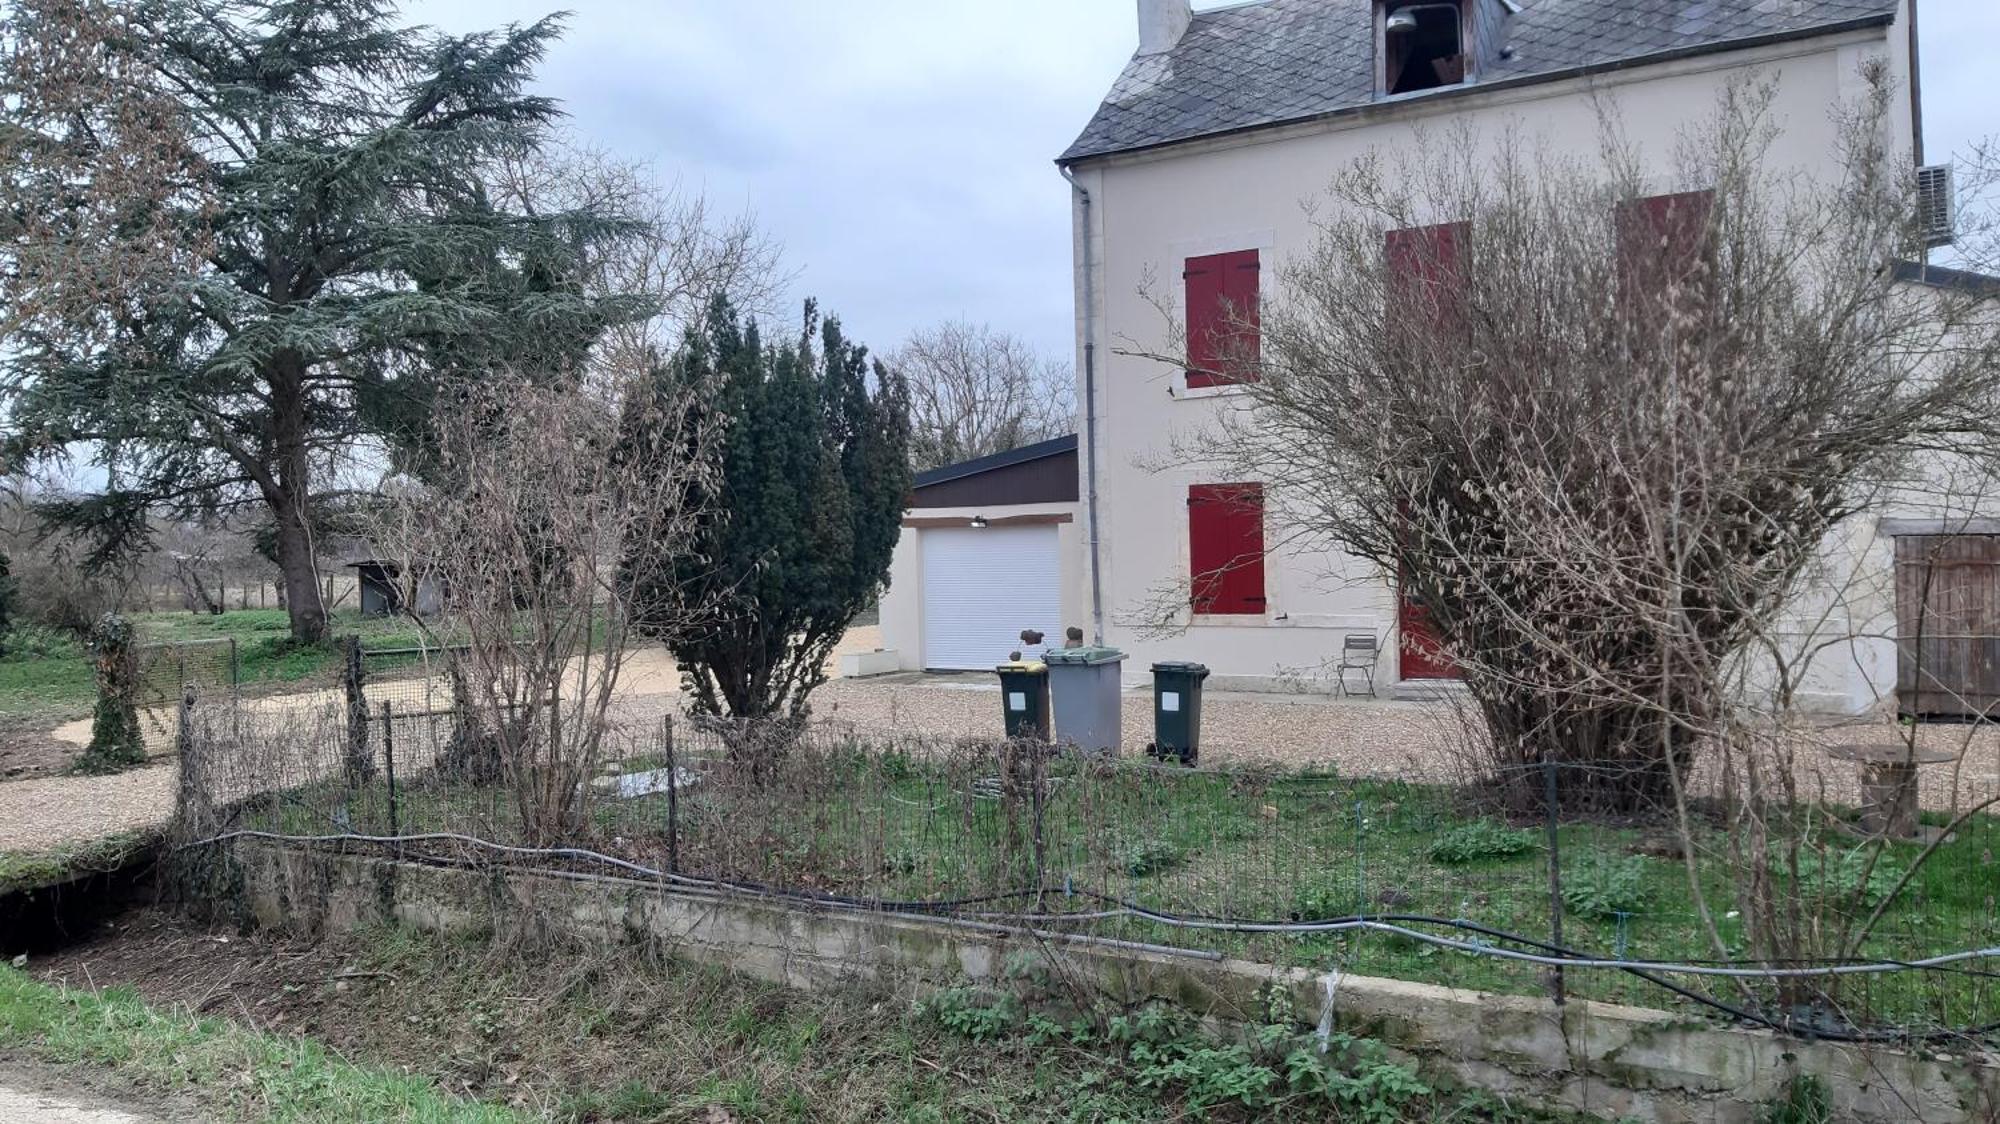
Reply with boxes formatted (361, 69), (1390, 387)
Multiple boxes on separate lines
(1056, 0), (1992, 715)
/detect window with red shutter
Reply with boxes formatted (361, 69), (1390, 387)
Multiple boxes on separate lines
(1384, 222), (1467, 322)
(1184, 249), (1260, 389)
(1188, 483), (1266, 616)
(1616, 190), (1715, 314)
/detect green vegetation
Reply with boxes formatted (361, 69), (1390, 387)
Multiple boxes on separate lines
(35, 919), (1568, 1122)
(635, 297), (911, 719)
(7, 0), (636, 645)
(0, 831), (154, 895)
(0, 629), (92, 717)
(0, 963), (517, 1122)
(1763, 1074), (1833, 1124)
(1558, 855), (1652, 921)
(1427, 820), (1542, 865)
(257, 752), (2000, 1029)
(0, 547), (15, 655)
(0, 609), (428, 718)
(922, 986), (1447, 1120)
(75, 614), (146, 775)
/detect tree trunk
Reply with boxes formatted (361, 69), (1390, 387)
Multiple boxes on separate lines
(272, 498), (325, 643)
(265, 353), (327, 644)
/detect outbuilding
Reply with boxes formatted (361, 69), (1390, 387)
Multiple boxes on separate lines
(346, 559), (443, 619)
(873, 436), (1086, 674)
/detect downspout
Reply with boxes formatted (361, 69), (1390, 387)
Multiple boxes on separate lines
(1061, 164), (1108, 645)
(1907, 0), (1924, 167)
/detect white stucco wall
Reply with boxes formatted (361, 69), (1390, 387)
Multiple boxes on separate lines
(877, 502), (1087, 672)
(1068, 9), (1925, 702)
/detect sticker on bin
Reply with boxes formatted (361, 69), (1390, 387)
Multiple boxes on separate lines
(1162, 692), (1180, 713)
(1008, 692), (1027, 712)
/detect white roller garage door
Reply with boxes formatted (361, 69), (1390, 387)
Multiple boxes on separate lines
(921, 524), (1063, 672)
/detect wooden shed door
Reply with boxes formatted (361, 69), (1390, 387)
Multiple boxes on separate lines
(1896, 535), (2000, 718)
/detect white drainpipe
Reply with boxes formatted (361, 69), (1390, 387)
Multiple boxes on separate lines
(1061, 164), (1108, 645)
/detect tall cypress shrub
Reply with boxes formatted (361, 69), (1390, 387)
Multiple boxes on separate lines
(629, 297), (910, 718)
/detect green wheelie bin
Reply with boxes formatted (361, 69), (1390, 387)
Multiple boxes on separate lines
(995, 660), (1052, 740)
(1148, 661), (1210, 766)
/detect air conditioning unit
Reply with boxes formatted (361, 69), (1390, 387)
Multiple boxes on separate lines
(1917, 163), (1956, 248)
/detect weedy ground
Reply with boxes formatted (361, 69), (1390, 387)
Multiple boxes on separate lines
(14, 910), (1578, 1122)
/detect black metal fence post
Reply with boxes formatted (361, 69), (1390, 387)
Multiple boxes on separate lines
(341, 635), (374, 785)
(1544, 758), (1567, 1007)
(381, 700), (400, 852)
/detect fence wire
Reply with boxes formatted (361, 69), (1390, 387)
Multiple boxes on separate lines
(165, 677), (2000, 1046)
(136, 638), (237, 750)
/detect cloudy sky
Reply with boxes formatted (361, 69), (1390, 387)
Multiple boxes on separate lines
(411, 0), (1997, 363)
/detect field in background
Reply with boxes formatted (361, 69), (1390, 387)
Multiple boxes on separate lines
(0, 609), (428, 720)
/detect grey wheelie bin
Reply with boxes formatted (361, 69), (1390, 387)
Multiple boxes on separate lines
(1043, 646), (1127, 756)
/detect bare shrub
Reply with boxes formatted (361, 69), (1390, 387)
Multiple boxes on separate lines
(375, 369), (720, 846)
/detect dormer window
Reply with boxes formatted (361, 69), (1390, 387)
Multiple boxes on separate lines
(1382, 2), (1468, 96)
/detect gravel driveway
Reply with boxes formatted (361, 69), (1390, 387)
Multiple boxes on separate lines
(9, 625), (1999, 858)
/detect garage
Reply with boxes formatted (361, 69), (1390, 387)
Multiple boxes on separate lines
(920, 524), (1064, 671)
(874, 436), (1083, 676)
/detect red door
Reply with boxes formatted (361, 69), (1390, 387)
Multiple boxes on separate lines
(1398, 582), (1459, 681)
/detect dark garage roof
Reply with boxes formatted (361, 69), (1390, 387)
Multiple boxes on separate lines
(913, 435), (1079, 490)
(1060, 0), (1900, 164)
(1894, 260), (2000, 299)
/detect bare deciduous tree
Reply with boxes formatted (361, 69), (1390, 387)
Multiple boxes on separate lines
(894, 321), (1074, 471)
(0, 0), (212, 344)
(491, 140), (788, 388)
(1161, 73), (2000, 816)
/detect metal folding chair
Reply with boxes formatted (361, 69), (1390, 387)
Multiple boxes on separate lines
(1336, 633), (1380, 698)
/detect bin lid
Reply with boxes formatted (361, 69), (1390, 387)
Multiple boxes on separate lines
(1151, 661), (1211, 676)
(995, 660), (1047, 674)
(1043, 646), (1127, 666)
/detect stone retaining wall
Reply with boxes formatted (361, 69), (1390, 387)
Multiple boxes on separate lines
(233, 842), (2000, 1124)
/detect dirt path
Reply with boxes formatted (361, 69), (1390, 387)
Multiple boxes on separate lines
(0, 1062), (170, 1123)
(0, 766), (177, 853)
(1, 629), (888, 857)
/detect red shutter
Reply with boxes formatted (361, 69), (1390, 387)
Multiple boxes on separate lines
(1189, 483), (1266, 615)
(1616, 190), (1714, 313)
(1384, 222), (1467, 325)
(1185, 249), (1260, 388)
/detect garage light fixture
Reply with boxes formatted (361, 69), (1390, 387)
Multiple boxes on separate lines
(969, 515), (990, 529)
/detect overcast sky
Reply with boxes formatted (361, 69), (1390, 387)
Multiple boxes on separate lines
(411, 0), (1998, 363)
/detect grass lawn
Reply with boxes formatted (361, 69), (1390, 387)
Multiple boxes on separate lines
(0, 609), (430, 720)
(246, 746), (2000, 1034)
(0, 961), (519, 1122)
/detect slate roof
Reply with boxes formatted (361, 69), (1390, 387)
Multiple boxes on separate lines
(1060, 0), (1901, 164)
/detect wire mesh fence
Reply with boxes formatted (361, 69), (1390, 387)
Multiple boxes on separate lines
(135, 638), (237, 750)
(167, 686), (2000, 1046)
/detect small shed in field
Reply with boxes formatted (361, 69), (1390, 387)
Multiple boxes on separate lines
(347, 560), (442, 618)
